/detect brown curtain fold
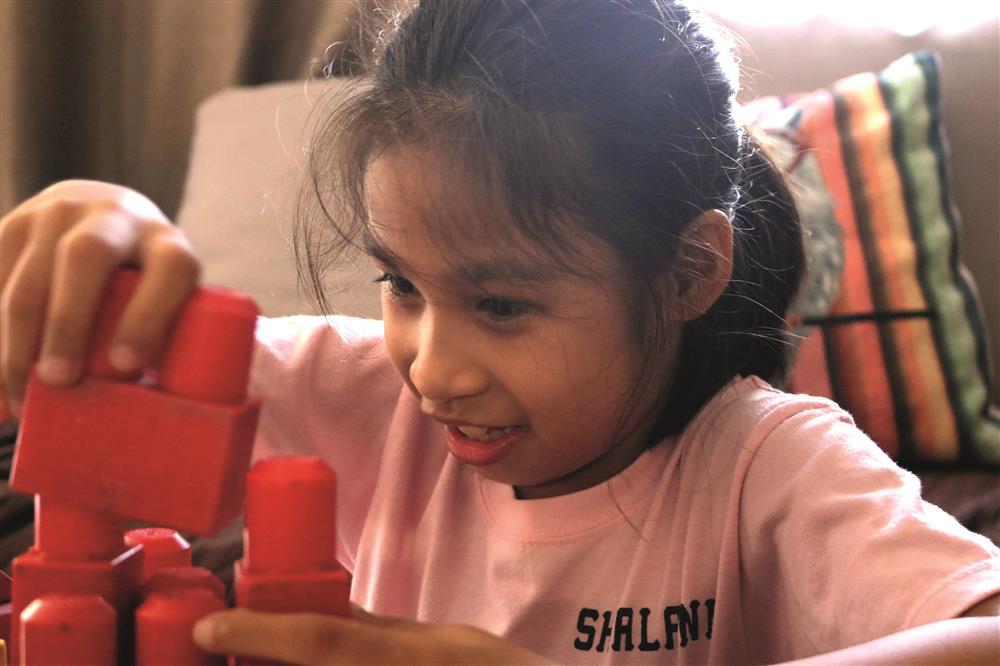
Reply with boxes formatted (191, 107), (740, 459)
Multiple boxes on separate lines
(0, 0), (363, 573)
(1, 0), (361, 219)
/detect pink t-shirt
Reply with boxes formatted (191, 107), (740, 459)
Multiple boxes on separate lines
(250, 315), (1000, 665)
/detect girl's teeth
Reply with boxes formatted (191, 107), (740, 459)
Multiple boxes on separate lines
(457, 425), (515, 442)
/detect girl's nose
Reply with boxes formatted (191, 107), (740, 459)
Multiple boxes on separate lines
(407, 317), (489, 407)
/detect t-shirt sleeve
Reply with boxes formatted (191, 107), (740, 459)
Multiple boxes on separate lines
(248, 315), (407, 572)
(737, 400), (1000, 661)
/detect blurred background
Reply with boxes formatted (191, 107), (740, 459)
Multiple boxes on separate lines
(1, 0), (361, 219)
(1, 1), (997, 387)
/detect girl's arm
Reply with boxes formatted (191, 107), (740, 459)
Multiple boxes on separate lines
(193, 596), (997, 666)
(193, 604), (557, 665)
(778, 594), (999, 666)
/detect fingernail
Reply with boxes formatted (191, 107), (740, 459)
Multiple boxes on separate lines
(192, 618), (215, 648)
(36, 357), (78, 385)
(109, 345), (142, 372)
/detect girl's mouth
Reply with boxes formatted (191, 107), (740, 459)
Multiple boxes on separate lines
(444, 425), (523, 466)
(455, 425), (517, 441)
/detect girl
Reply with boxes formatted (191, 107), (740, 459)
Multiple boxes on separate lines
(1, 1), (997, 664)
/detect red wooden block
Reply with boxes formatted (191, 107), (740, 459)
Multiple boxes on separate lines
(244, 457), (339, 574)
(235, 561), (351, 616)
(9, 544), (142, 665)
(9, 267), (261, 535)
(83, 268), (259, 402)
(135, 588), (225, 666)
(8, 497), (131, 665)
(20, 594), (117, 666)
(11, 378), (259, 535)
(142, 567), (225, 603)
(35, 497), (127, 562)
(125, 528), (192, 582)
(236, 458), (351, 619)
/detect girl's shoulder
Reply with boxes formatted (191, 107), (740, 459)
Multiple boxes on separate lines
(697, 375), (912, 500)
(688, 374), (855, 453)
(676, 374), (895, 490)
(250, 314), (400, 399)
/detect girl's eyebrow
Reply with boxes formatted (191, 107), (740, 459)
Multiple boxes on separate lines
(457, 260), (558, 285)
(363, 235), (403, 271)
(363, 234), (557, 285)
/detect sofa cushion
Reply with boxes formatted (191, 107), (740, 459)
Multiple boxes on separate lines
(176, 78), (379, 320)
(746, 52), (999, 469)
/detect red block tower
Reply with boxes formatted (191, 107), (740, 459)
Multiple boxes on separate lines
(235, 457), (352, 665)
(4, 269), (352, 665)
(8, 268), (260, 665)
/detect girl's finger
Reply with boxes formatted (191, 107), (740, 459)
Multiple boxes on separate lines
(112, 230), (201, 371)
(0, 209), (32, 291)
(38, 211), (142, 383)
(0, 213), (32, 412)
(0, 213), (75, 405)
(193, 609), (380, 665)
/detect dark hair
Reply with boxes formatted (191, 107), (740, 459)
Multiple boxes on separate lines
(297, 0), (804, 440)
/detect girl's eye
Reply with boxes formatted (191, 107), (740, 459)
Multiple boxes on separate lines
(374, 272), (417, 298)
(477, 297), (530, 322)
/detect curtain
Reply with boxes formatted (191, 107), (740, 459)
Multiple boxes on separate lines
(1, 0), (361, 219)
(0, 0), (366, 574)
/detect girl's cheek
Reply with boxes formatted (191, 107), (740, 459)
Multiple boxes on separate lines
(381, 307), (413, 380)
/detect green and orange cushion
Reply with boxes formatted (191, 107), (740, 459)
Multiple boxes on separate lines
(745, 51), (999, 469)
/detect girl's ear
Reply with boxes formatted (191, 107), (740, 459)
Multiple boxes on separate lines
(666, 209), (733, 322)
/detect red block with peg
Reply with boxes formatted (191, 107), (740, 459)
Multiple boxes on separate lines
(8, 498), (143, 665)
(135, 588), (226, 666)
(125, 528), (192, 582)
(142, 567), (226, 603)
(9, 268), (261, 536)
(19, 594), (118, 666)
(236, 457), (351, 616)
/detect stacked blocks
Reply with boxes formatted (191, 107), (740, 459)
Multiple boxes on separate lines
(9, 501), (144, 664)
(10, 269), (261, 534)
(3, 269), (352, 665)
(6, 270), (253, 665)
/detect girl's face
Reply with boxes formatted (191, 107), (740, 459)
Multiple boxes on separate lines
(364, 149), (676, 499)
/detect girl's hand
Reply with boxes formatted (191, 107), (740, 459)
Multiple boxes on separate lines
(192, 604), (557, 665)
(0, 180), (200, 418)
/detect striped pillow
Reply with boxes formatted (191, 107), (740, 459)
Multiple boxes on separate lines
(748, 51), (999, 469)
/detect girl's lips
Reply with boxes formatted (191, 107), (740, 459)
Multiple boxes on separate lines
(444, 425), (523, 466)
